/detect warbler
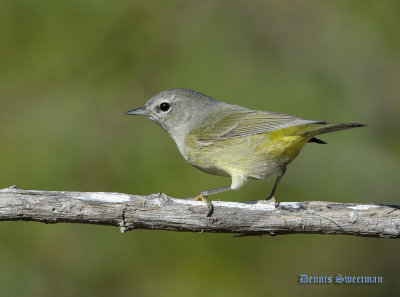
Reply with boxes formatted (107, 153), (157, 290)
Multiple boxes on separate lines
(126, 88), (364, 215)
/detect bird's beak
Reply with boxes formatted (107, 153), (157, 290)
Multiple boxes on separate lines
(125, 106), (149, 116)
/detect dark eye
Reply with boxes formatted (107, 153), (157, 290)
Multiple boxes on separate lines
(159, 102), (170, 112)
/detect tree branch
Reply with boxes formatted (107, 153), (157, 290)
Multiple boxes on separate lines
(0, 186), (399, 238)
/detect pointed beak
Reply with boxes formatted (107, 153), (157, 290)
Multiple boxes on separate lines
(125, 106), (149, 116)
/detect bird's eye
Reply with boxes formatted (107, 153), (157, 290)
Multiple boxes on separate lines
(159, 102), (170, 112)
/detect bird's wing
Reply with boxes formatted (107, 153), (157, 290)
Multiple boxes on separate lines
(193, 110), (324, 143)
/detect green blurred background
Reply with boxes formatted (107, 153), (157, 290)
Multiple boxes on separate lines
(0, 0), (399, 296)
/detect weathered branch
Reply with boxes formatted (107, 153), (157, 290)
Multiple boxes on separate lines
(0, 186), (399, 238)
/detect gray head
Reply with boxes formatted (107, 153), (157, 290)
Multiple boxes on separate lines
(126, 89), (221, 140)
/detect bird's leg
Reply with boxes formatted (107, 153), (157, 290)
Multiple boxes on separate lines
(266, 166), (286, 207)
(187, 186), (232, 217)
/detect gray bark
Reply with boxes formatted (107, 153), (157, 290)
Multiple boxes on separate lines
(0, 186), (399, 238)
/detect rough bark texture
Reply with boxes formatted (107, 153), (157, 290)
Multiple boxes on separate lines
(0, 186), (399, 238)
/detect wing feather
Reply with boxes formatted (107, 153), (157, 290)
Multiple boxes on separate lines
(193, 109), (324, 143)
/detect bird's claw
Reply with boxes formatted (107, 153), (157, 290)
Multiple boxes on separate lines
(266, 195), (279, 208)
(186, 194), (214, 217)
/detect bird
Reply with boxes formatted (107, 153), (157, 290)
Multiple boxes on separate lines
(126, 88), (364, 216)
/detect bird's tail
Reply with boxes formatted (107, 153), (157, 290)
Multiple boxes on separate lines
(303, 122), (366, 137)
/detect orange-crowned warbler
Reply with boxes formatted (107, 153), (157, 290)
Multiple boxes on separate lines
(126, 89), (364, 216)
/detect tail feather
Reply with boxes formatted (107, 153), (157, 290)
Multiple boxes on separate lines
(304, 123), (366, 137)
(308, 137), (327, 144)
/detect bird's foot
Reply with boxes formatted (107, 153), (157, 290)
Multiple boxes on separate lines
(266, 195), (279, 208)
(186, 194), (214, 217)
